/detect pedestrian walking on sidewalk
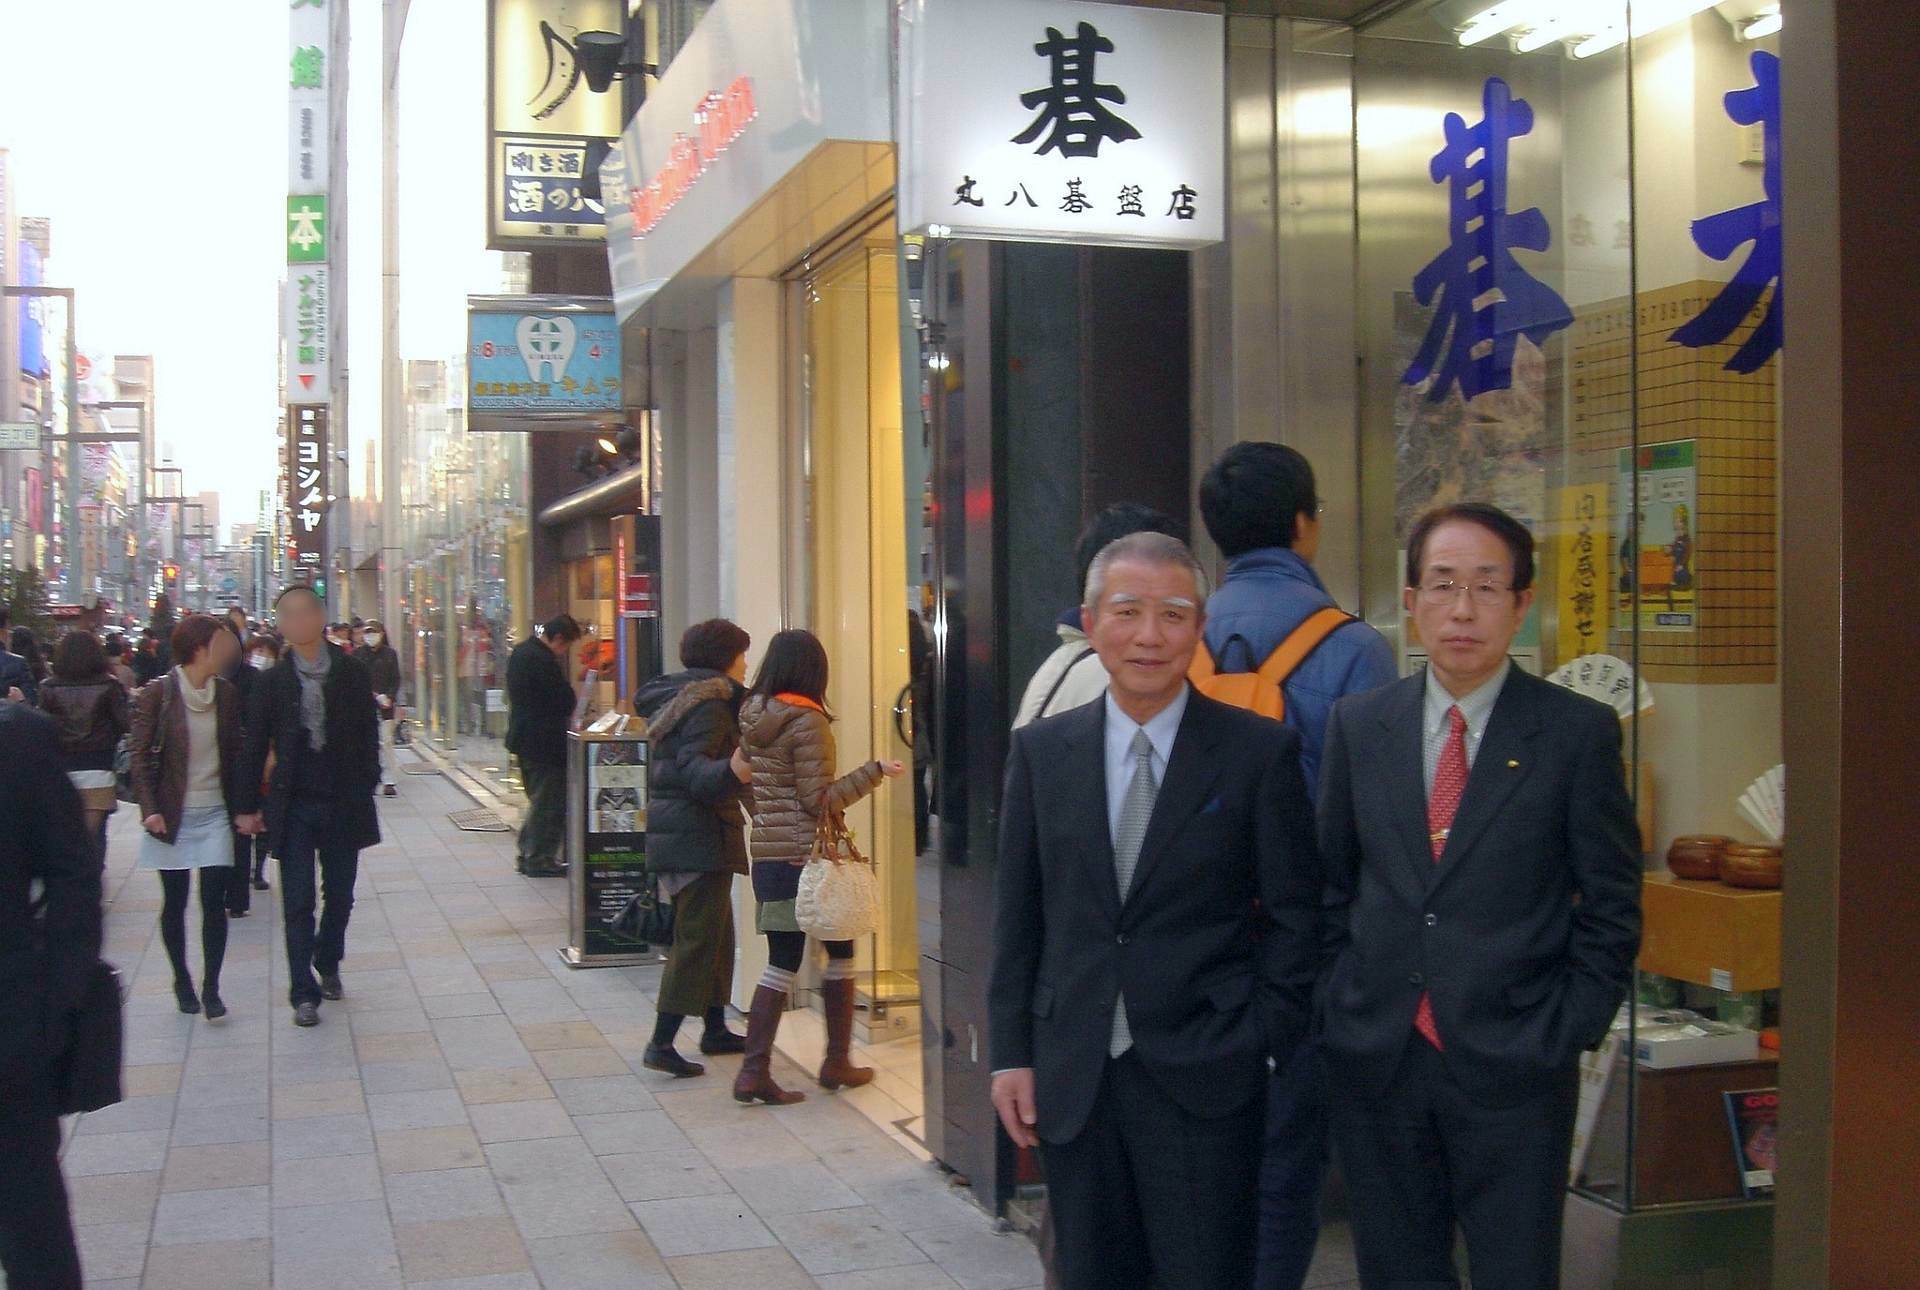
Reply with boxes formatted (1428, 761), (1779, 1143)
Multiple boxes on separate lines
(733, 629), (904, 1105)
(233, 634), (282, 896)
(38, 627), (131, 865)
(233, 585), (383, 1028)
(131, 614), (247, 1022)
(631, 619), (755, 1078)
(0, 698), (102, 1290)
(357, 619), (403, 796)
(505, 614), (583, 876)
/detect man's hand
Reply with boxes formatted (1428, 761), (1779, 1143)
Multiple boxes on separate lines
(143, 814), (166, 836)
(990, 1068), (1040, 1148)
(234, 813), (265, 836)
(5, 686), (22, 703)
(730, 748), (753, 784)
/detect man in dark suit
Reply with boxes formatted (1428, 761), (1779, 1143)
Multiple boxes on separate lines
(505, 614), (583, 876)
(990, 531), (1323, 1290)
(1317, 503), (1642, 1289)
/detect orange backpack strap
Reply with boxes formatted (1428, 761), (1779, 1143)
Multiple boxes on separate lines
(1254, 606), (1357, 692)
(1190, 642), (1219, 684)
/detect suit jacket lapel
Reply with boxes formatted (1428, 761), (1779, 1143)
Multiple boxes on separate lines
(1059, 701), (1120, 923)
(1123, 694), (1224, 912)
(1374, 676), (1436, 892)
(1430, 670), (1542, 892)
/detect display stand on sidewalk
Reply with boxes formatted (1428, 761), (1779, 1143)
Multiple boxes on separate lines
(558, 727), (654, 968)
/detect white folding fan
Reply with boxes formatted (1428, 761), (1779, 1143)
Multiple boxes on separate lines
(1546, 654), (1655, 720)
(1737, 764), (1785, 844)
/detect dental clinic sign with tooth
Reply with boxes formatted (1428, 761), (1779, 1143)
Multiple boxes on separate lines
(466, 295), (624, 429)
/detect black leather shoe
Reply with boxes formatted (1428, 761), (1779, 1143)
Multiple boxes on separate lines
(252, 876), (270, 891)
(203, 993), (227, 1021)
(319, 974), (343, 1001)
(174, 982), (201, 1015)
(699, 1029), (746, 1056)
(293, 1002), (321, 1027)
(642, 1044), (705, 1078)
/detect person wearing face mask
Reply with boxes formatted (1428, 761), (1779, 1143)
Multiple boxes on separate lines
(233, 633), (282, 895)
(356, 620), (402, 796)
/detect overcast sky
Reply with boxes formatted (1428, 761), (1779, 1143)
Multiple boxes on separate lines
(0, 0), (507, 542)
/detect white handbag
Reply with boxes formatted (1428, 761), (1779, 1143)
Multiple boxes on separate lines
(794, 811), (879, 941)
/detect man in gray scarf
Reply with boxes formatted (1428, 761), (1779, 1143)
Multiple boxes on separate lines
(234, 585), (383, 1028)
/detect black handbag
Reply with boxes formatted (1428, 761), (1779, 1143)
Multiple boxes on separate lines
(612, 877), (675, 946)
(28, 887), (125, 1116)
(51, 961), (124, 1115)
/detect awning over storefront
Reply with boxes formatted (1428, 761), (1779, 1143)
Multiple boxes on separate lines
(536, 459), (650, 529)
(600, 0), (892, 327)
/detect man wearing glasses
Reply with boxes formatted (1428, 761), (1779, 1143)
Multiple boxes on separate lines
(1316, 502), (1642, 1288)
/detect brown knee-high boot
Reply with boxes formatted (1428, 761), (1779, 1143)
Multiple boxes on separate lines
(817, 978), (874, 1090)
(733, 985), (806, 1105)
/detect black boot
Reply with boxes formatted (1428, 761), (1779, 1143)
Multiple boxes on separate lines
(700, 1004), (745, 1055)
(174, 978), (201, 1015)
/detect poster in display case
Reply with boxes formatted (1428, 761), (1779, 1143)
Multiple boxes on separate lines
(560, 730), (654, 967)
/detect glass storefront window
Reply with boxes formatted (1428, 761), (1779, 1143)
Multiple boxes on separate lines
(1354, 2), (1784, 1232)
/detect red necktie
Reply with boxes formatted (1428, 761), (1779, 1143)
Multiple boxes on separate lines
(1415, 704), (1468, 1050)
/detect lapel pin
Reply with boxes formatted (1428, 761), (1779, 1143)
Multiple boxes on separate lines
(1507, 759), (1520, 769)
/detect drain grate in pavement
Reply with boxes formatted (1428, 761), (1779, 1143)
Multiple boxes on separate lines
(448, 808), (512, 832)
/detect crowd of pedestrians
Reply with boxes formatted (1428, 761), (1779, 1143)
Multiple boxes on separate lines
(0, 443), (1642, 1290)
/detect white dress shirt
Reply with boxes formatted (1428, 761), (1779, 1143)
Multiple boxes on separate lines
(1421, 659), (1511, 798)
(1104, 684), (1189, 845)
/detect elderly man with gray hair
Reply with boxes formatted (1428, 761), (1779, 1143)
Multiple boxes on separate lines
(989, 531), (1324, 1290)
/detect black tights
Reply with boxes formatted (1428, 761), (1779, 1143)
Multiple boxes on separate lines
(159, 868), (229, 995)
(764, 931), (854, 973)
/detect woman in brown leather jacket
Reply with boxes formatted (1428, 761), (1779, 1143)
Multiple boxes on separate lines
(730, 629), (903, 1105)
(38, 629), (131, 861)
(130, 615), (245, 1020)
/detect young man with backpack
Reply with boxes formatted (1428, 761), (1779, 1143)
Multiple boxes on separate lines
(1195, 442), (1397, 1290)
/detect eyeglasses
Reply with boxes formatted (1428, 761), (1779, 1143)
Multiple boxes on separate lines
(1414, 580), (1515, 607)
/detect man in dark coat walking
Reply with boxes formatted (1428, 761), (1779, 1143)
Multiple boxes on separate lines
(0, 700), (101, 1288)
(234, 585), (382, 1027)
(505, 614), (583, 876)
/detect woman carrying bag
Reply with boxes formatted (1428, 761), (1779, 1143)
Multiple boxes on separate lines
(130, 615), (246, 1020)
(38, 628), (131, 862)
(732, 629), (904, 1105)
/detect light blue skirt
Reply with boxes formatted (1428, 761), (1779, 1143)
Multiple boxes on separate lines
(138, 804), (237, 871)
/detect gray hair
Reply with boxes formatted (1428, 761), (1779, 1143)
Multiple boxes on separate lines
(1083, 531), (1211, 611)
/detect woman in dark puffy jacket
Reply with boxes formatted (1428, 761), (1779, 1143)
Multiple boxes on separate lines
(38, 628), (131, 862)
(630, 620), (754, 1078)
(732, 629), (903, 1105)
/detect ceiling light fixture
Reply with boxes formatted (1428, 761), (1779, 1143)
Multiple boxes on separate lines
(1573, 0), (1722, 58)
(1742, 10), (1782, 39)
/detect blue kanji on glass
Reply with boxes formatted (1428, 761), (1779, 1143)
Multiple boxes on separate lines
(1403, 77), (1572, 404)
(1670, 51), (1781, 374)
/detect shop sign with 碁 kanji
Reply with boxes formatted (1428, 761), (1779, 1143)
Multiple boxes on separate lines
(898, 0), (1223, 248)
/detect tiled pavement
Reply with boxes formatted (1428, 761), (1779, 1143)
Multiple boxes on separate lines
(49, 767), (1046, 1290)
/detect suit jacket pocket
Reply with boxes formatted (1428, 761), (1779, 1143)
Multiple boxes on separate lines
(1505, 965), (1565, 1012)
(1206, 973), (1253, 1013)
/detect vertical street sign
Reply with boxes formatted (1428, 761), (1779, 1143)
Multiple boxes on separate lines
(286, 404), (329, 573)
(287, 0), (332, 404)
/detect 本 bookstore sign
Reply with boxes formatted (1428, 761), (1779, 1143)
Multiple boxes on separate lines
(898, 0), (1223, 248)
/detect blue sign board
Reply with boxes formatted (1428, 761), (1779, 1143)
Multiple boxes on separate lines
(467, 305), (622, 417)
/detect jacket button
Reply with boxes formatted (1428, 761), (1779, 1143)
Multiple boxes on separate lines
(1408, 972), (1425, 986)
(1424, 914), (1438, 928)
(1116, 932), (1130, 946)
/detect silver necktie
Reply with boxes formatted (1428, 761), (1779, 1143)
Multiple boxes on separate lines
(1110, 727), (1158, 1057)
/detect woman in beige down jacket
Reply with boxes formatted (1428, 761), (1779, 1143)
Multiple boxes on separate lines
(729, 629), (903, 1105)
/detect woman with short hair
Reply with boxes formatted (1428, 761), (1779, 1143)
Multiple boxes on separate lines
(131, 614), (246, 1019)
(631, 619), (755, 1077)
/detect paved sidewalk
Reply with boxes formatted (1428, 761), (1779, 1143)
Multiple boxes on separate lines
(53, 768), (1044, 1290)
